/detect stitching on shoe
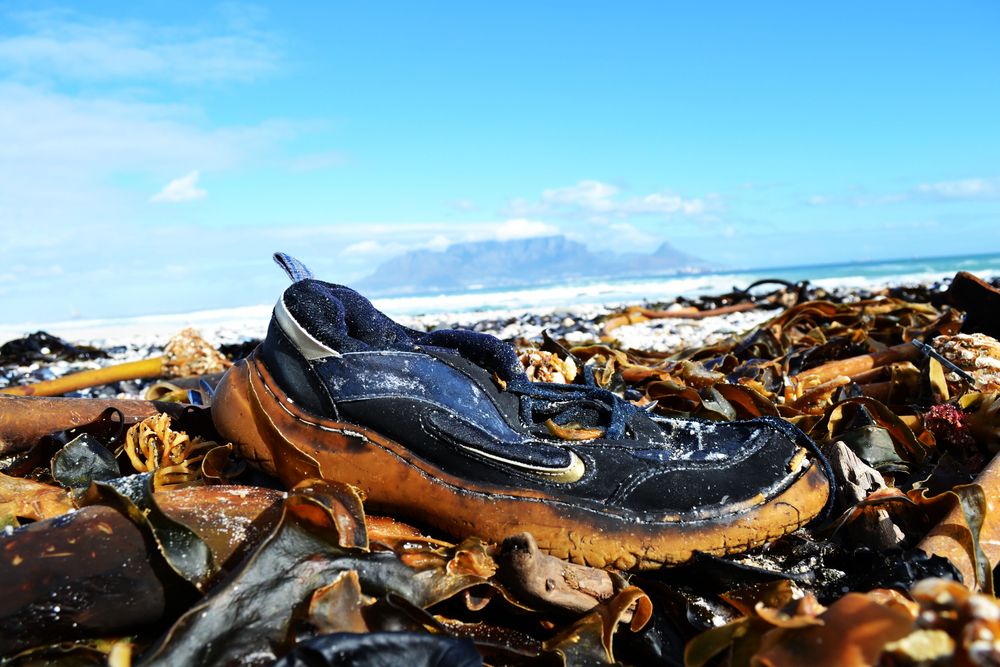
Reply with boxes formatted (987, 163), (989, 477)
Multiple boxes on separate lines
(270, 320), (340, 420)
(417, 410), (590, 482)
(331, 349), (530, 438)
(252, 358), (822, 534)
(318, 351), (521, 438)
(607, 429), (781, 506)
(329, 356), (774, 472)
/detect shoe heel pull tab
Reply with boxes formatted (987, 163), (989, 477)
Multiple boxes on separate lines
(273, 252), (314, 282)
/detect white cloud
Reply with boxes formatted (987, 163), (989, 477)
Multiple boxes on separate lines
(0, 83), (275, 170)
(494, 218), (559, 241)
(0, 81), (301, 250)
(541, 180), (619, 211)
(151, 170), (207, 203)
(337, 220), (559, 262)
(916, 177), (1000, 200)
(620, 192), (707, 216)
(508, 179), (717, 221)
(342, 233), (454, 258)
(0, 9), (278, 84)
(425, 234), (452, 251)
(806, 176), (1000, 209)
(342, 240), (394, 256)
(607, 222), (659, 246)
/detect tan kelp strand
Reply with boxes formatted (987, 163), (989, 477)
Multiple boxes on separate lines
(4, 275), (1000, 665)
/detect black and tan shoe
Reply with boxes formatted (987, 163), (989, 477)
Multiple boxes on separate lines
(212, 254), (833, 570)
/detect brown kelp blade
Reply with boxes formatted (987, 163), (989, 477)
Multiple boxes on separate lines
(0, 328), (229, 397)
(0, 394), (185, 459)
(919, 452), (1000, 593)
(0, 506), (171, 656)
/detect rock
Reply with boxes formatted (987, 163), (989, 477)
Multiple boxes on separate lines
(826, 441), (906, 550)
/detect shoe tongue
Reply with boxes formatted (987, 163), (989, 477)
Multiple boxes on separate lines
(325, 285), (418, 349)
(284, 281), (417, 353)
(418, 328), (526, 384)
(288, 280), (526, 382)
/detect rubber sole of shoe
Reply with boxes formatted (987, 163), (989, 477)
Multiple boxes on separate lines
(212, 353), (831, 570)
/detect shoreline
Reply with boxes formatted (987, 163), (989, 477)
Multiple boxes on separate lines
(3, 271), (993, 401)
(1, 264), (993, 349)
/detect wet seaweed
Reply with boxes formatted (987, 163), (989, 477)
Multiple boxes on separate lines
(0, 331), (108, 365)
(4, 273), (1000, 665)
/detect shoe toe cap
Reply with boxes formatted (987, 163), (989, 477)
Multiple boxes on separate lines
(610, 419), (822, 519)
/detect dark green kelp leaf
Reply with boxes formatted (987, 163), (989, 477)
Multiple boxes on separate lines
(139, 489), (364, 666)
(713, 383), (779, 418)
(0, 506), (168, 656)
(683, 617), (755, 667)
(81, 475), (216, 590)
(837, 424), (909, 474)
(697, 387), (737, 421)
(819, 397), (927, 471)
(270, 632), (483, 667)
(51, 433), (120, 494)
(140, 480), (499, 666)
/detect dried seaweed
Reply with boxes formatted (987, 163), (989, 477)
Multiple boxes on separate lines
(0, 471), (74, 526)
(6, 273), (1000, 665)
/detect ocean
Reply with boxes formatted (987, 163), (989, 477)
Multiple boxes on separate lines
(2, 252), (999, 344)
(371, 252), (1000, 317)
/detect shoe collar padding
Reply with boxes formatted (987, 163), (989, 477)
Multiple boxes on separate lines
(274, 293), (342, 361)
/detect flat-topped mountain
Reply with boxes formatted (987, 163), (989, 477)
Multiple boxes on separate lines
(356, 235), (707, 295)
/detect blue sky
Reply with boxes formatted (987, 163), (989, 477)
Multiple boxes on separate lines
(1, 1), (998, 322)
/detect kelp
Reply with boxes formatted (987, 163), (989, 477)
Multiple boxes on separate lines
(122, 413), (225, 490)
(0, 397), (184, 471)
(0, 505), (171, 656)
(1, 428), (656, 665)
(543, 587), (653, 666)
(685, 576), (1000, 667)
(553, 283), (1000, 663)
(6, 276), (1000, 665)
(140, 480), (649, 666)
(45, 424), (220, 590)
(0, 328), (229, 398)
(50, 433), (120, 493)
(0, 471), (74, 526)
(0, 331), (107, 365)
(273, 632), (484, 667)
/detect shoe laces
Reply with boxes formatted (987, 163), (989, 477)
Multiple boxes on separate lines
(506, 364), (639, 440)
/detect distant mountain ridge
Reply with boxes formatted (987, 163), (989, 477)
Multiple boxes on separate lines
(356, 235), (708, 295)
